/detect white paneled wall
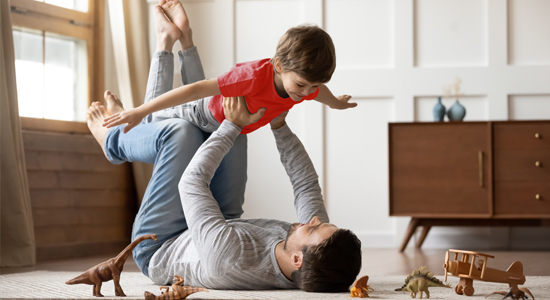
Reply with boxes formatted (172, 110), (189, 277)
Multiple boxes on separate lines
(145, 0), (550, 249)
(325, 0), (394, 69)
(509, 95), (550, 120)
(414, 0), (488, 67)
(508, 0), (550, 66)
(325, 98), (395, 247)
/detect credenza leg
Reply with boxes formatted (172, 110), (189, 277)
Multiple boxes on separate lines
(399, 218), (420, 252)
(416, 226), (431, 249)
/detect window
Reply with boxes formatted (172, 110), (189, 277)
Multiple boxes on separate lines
(39, 0), (89, 12)
(10, 0), (103, 123)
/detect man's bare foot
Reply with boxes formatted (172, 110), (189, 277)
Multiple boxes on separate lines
(86, 102), (110, 159)
(104, 90), (125, 115)
(160, 0), (193, 49)
(154, 4), (181, 52)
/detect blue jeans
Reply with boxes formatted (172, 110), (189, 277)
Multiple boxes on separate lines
(103, 48), (247, 277)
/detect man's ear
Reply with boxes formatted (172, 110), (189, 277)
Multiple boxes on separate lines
(290, 251), (303, 269)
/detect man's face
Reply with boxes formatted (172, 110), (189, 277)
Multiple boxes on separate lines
(283, 216), (339, 251)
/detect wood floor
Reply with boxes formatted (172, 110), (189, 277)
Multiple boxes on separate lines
(2, 249), (549, 276)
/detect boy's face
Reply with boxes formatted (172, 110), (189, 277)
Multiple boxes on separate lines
(280, 71), (321, 102)
(274, 58), (322, 102)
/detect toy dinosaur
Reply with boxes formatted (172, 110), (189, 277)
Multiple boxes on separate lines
(66, 234), (158, 297)
(144, 275), (208, 300)
(486, 286), (535, 300)
(395, 266), (451, 298)
(350, 275), (373, 298)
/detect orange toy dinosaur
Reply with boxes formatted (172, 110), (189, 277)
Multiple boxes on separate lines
(66, 234), (158, 297)
(350, 275), (373, 298)
(144, 275), (208, 300)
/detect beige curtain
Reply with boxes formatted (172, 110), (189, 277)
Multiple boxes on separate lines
(0, 0), (36, 267)
(107, 0), (153, 205)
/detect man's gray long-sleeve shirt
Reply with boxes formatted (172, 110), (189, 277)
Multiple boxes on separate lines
(148, 120), (329, 289)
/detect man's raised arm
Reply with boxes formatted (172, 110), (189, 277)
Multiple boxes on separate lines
(178, 96), (265, 278)
(270, 113), (329, 224)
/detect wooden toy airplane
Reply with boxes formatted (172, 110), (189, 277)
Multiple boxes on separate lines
(443, 249), (535, 299)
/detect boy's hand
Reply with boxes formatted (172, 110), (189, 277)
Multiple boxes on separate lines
(270, 111), (288, 130)
(223, 96), (266, 128)
(103, 107), (146, 133)
(332, 95), (357, 110)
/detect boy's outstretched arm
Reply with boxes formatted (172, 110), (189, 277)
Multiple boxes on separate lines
(314, 84), (357, 110)
(102, 78), (221, 133)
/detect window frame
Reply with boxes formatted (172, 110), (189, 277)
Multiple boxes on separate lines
(11, 0), (104, 129)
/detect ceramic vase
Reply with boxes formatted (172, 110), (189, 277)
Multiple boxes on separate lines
(447, 99), (466, 121)
(433, 97), (446, 122)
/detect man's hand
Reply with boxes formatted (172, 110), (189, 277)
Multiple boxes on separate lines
(103, 107), (147, 133)
(270, 111), (288, 129)
(332, 95), (357, 110)
(223, 96), (266, 128)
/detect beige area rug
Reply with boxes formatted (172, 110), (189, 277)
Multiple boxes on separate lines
(0, 271), (548, 300)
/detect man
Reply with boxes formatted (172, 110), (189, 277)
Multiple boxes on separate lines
(87, 94), (361, 292)
(85, 1), (361, 291)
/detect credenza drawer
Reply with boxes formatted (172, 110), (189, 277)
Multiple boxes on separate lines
(495, 181), (550, 215)
(494, 150), (550, 181)
(494, 122), (550, 150)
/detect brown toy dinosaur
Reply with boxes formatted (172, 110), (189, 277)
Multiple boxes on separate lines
(350, 275), (374, 298)
(486, 286), (535, 300)
(66, 234), (158, 297)
(144, 275), (208, 300)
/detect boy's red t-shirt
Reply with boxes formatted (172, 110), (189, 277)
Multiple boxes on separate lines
(208, 58), (319, 134)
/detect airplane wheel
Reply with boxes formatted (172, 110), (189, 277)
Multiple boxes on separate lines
(463, 285), (475, 296)
(455, 285), (464, 295)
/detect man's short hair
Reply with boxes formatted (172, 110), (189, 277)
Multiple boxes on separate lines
(291, 229), (362, 292)
(274, 25), (336, 84)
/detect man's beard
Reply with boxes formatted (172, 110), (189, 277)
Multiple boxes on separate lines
(283, 223), (300, 251)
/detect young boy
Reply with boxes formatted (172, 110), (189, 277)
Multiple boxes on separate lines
(103, 0), (356, 133)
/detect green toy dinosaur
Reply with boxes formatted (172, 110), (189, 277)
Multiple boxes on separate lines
(395, 266), (452, 299)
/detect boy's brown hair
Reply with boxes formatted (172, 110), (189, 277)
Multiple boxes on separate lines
(274, 25), (336, 84)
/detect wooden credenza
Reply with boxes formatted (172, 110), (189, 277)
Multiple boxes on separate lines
(389, 121), (550, 251)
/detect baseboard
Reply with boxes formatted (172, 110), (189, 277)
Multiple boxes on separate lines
(413, 227), (550, 250)
(509, 227), (550, 250)
(356, 227), (550, 250)
(355, 232), (395, 248)
(37, 240), (130, 261)
(419, 227), (494, 250)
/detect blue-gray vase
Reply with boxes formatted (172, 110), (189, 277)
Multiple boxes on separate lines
(447, 100), (466, 121)
(433, 97), (446, 122)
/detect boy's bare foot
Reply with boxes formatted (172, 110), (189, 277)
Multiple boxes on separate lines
(160, 0), (193, 49)
(86, 102), (110, 159)
(154, 4), (181, 52)
(104, 90), (125, 115)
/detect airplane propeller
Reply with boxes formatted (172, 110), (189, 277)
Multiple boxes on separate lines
(443, 250), (449, 282)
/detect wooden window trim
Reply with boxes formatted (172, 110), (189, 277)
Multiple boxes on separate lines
(10, 0), (105, 125)
(21, 117), (91, 134)
(10, 0), (93, 25)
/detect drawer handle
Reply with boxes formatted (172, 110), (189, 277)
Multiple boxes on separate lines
(478, 151), (484, 187)
(536, 194), (542, 200)
(535, 161), (541, 167)
(535, 133), (541, 139)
